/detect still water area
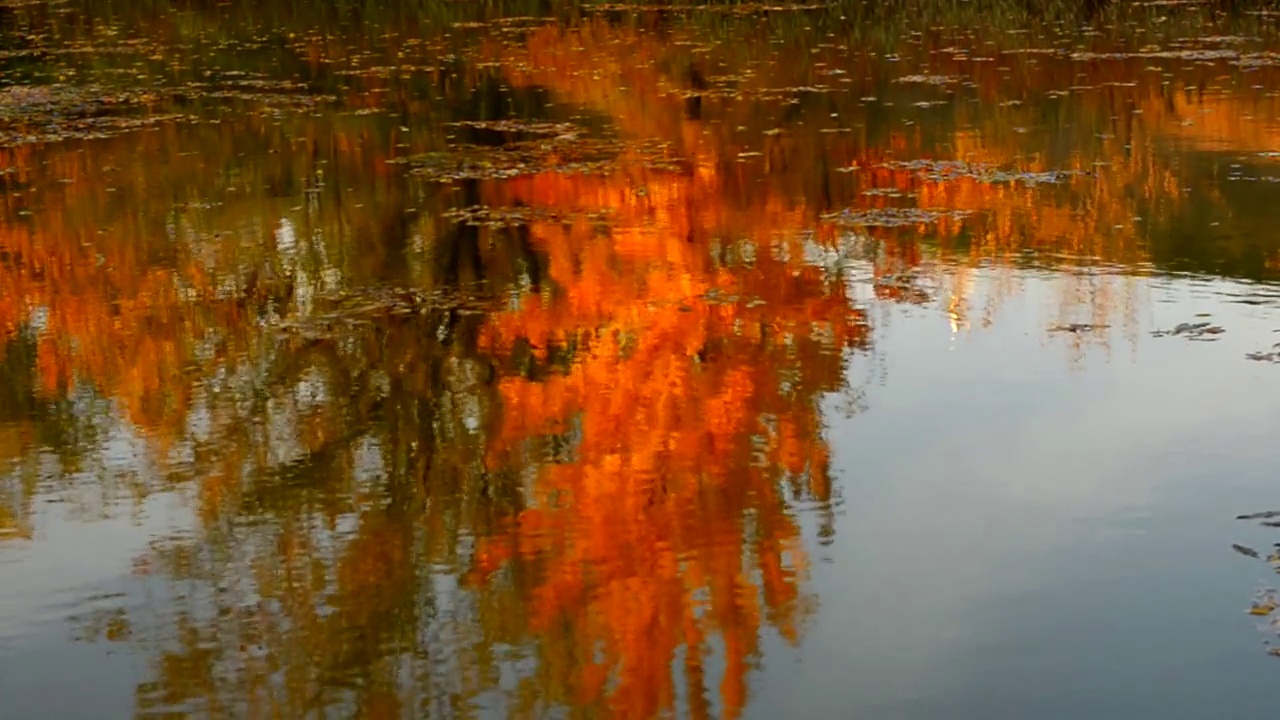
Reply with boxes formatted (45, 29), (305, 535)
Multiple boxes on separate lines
(4, 1), (1280, 717)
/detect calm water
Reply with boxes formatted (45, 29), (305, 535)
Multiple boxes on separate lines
(5, 1), (1280, 717)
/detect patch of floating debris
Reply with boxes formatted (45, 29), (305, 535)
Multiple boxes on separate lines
(1048, 323), (1110, 334)
(1245, 342), (1280, 363)
(0, 84), (193, 147)
(591, 2), (827, 12)
(892, 74), (961, 85)
(820, 207), (972, 227)
(394, 137), (686, 181)
(269, 287), (494, 340)
(171, 77), (336, 108)
(1068, 48), (1280, 69)
(876, 159), (1078, 186)
(442, 205), (615, 227)
(1230, 513), (1280, 654)
(1150, 321), (1225, 340)
(444, 120), (582, 137)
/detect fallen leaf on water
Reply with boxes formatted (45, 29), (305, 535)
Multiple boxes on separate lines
(1237, 511), (1280, 520)
(1232, 543), (1261, 558)
(1048, 323), (1109, 334)
(1251, 591), (1279, 615)
(1151, 321), (1225, 339)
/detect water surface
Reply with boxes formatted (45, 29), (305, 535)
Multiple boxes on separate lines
(3, 1), (1280, 718)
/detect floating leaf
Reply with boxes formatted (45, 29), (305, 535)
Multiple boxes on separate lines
(1233, 543), (1262, 558)
(1238, 511), (1280, 520)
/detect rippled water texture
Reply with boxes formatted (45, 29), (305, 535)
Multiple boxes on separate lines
(6, 1), (1280, 717)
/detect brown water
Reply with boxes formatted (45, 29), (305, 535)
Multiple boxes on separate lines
(4, 1), (1280, 718)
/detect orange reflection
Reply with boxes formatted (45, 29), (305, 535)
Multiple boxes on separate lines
(460, 23), (866, 718)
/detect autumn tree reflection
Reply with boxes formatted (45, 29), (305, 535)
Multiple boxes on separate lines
(464, 162), (865, 716)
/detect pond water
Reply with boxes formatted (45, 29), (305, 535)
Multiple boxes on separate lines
(4, 1), (1280, 717)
